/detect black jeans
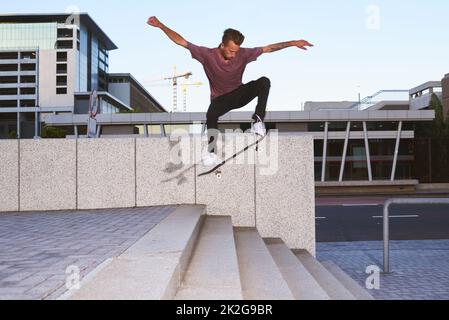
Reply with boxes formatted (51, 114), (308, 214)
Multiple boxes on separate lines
(206, 76), (271, 153)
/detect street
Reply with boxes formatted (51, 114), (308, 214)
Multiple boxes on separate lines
(316, 203), (449, 242)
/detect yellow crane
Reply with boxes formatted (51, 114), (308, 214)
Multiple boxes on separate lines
(164, 66), (192, 112)
(180, 82), (203, 112)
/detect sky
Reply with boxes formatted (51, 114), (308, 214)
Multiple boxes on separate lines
(2, 0), (449, 113)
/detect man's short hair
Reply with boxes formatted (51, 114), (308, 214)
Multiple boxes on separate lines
(222, 28), (245, 46)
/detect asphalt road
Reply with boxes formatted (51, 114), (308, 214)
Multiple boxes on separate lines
(316, 204), (449, 242)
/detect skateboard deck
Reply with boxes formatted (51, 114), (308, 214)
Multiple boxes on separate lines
(198, 135), (266, 178)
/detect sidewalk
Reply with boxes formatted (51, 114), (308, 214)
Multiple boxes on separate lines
(0, 206), (175, 300)
(317, 240), (449, 300)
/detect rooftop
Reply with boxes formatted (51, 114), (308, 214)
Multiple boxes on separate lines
(0, 13), (118, 50)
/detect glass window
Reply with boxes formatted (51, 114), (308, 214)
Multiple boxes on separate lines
(0, 23), (57, 50)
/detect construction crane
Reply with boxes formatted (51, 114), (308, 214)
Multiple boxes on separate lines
(180, 82), (203, 112)
(164, 66), (192, 112)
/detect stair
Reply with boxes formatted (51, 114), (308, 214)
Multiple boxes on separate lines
(321, 261), (374, 300)
(264, 238), (330, 300)
(174, 216), (243, 300)
(62, 205), (206, 300)
(62, 205), (373, 300)
(293, 250), (356, 300)
(234, 228), (293, 300)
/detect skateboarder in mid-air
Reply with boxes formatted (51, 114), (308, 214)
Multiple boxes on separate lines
(147, 16), (314, 167)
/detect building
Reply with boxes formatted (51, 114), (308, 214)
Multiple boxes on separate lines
(0, 13), (165, 139)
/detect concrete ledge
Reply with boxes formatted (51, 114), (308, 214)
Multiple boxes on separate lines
(66, 205), (206, 300)
(316, 180), (418, 196)
(20, 139), (77, 211)
(0, 140), (18, 212)
(256, 135), (316, 254)
(77, 138), (135, 210)
(136, 138), (195, 207)
(316, 180), (419, 187)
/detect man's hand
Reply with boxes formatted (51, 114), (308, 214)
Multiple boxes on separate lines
(147, 16), (163, 28)
(147, 16), (188, 48)
(294, 40), (314, 51)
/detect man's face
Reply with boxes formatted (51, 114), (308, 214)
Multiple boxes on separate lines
(220, 40), (241, 60)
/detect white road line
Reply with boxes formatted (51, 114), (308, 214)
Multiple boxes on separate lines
(342, 204), (380, 207)
(372, 215), (420, 219)
(316, 217), (327, 220)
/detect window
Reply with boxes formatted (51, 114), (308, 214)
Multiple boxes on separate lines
(0, 88), (17, 96)
(20, 100), (35, 107)
(56, 88), (67, 95)
(20, 64), (36, 71)
(56, 64), (67, 74)
(56, 40), (73, 49)
(20, 52), (36, 60)
(0, 64), (18, 72)
(0, 52), (18, 60)
(0, 100), (17, 108)
(57, 28), (73, 39)
(0, 76), (18, 84)
(20, 88), (36, 95)
(57, 52), (67, 62)
(20, 76), (35, 83)
(57, 75), (67, 86)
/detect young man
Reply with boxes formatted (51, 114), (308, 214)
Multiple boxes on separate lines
(147, 16), (313, 166)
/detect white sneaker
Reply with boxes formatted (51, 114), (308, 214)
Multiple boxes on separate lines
(251, 115), (266, 137)
(202, 152), (220, 167)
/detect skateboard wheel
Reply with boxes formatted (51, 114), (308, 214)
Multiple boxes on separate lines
(216, 171), (222, 179)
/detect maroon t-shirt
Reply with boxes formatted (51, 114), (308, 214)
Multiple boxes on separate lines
(187, 42), (263, 100)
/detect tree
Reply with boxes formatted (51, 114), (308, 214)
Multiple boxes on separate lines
(415, 94), (449, 138)
(41, 126), (67, 139)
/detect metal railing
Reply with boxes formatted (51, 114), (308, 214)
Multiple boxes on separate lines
(383, 198), (449, 274)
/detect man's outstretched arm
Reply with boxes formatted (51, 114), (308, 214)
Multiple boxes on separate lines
(262, 40), (314, 53)
(147, 16), (188, 48)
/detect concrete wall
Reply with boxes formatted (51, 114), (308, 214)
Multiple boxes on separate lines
(0, 135), (316, 253)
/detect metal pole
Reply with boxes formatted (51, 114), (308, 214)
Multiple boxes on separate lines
(339, 121), (351, 182)
(144, 124), (149, 138)
(160, 124), (166, 137)
(321, 122), (329, 182)
(383, 200), (391, 274)
(363, 122), (373, 181)
(17, 50), (21, 139)
(383, 198), (449, 274)
(391, 121), (403, 181)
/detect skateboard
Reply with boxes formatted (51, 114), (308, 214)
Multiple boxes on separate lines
(198, 135), (267, 178)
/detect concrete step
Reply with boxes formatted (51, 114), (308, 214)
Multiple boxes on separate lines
(321, 261), (375, 300)
(264, 238), (330, 300)
(174, 216), (243, 300)
(234, 228), (294, 300)
(293, 249), (356, 300)
(62, 205), (206, 300)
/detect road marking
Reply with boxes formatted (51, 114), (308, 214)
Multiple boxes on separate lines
(342, 204), (380, 207)
(316, 217), (327, 220)
(372, 215), (420, 219)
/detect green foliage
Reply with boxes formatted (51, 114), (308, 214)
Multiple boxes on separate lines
(41, 126), (67, 139)
(8, 131), (17, 139)
(415, 94), (449, 138)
